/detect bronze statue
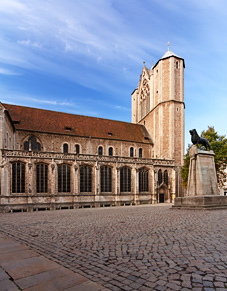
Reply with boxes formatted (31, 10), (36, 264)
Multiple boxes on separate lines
(189, 129), (211, 151)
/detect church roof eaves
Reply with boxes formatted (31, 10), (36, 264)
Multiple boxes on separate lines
(3, 103), (152, 144)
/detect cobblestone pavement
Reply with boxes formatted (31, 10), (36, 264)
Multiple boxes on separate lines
(0, 204), (227, 291)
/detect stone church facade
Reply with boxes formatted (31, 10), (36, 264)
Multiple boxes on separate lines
(0, 49), (185, 212)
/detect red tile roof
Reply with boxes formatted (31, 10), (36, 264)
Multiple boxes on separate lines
(3, 103), (152, 144)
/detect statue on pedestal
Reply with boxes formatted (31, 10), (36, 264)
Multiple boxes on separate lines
(173, 129), (227, 209)
(189, 129), (211, 151)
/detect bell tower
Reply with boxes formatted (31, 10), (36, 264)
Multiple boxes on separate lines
(132, 47), (185, 166)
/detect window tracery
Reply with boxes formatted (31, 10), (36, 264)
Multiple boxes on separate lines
(24, 136), (41, 151)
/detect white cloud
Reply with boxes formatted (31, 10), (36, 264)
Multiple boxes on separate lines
(0, 68), (20, 75)
(17, 40), (42, 48)
(0, 0), (28, 13)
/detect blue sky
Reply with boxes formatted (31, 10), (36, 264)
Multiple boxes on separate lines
(0, 0), (226, 149)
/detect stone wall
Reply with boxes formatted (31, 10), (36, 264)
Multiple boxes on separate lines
(0, 149), (175, 212)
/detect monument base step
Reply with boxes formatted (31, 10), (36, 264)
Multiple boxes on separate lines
(172, 195), (227, 210)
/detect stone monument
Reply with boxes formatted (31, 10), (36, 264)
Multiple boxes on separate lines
(173, 130), (227, 209)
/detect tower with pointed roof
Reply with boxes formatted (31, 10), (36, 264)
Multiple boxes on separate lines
(132, 48), (185, 166)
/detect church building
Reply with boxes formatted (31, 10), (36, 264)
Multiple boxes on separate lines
(0, 48), (185, 212)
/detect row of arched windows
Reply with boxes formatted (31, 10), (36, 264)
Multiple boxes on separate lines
(11, 163), (150, 194)
(22, 136), (143, 158)
(63, 144), (143, 158)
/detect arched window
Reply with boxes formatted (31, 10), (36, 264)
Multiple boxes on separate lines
(58, 164), (71, 192)
(80, 166), (92, 192)
(63, 143), (68, 153)
(12, 163), (25, 193)
(139, 148), (142, 158)
(158, 169), (162, 186)
(24, 136), (41, 151)
(108, 147), (113, 156)
(130, 147), (134, 157)
(164, 170), (168, 186)
(75, 144), (80, 154)
(98, 146), (103, 156)
(139, 168), (149, 192)
(100, 166), (112, 192)
(36, 164), (48, 193)
(120, 167), (131, 192)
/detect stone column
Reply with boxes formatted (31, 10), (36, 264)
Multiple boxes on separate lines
(115, 164), (120, 206)
(73, 161), (79, 206)
(133, 166), (138, 205)
(95, 161), (100, 207)
(50, 160), (56, 209)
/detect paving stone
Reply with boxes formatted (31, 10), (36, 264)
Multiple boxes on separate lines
(0, 278), (20, 290)
(15, 267), (77, 289)
(0, 205), (226, 291)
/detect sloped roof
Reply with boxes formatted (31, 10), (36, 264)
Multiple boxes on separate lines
(161, 50), (181, 60)
(2, 103), (152, 144)
(154, 49), (185, 68)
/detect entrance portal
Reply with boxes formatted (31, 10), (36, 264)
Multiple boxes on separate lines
(159, 193), (165, 203)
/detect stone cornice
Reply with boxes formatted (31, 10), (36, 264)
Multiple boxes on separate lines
(2, 150), (175, 167)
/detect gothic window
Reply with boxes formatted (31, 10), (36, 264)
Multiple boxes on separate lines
(80, 166), (92, 192)
(100, 166), (112, 192)
(98, 146), (103, 156)
(139, 168), (149, 192)
(75, 144), (80, 154)
(12, 163), (25, 193)
(130, 147), (134, 157)
(63, 143), (68, 153)
(58, 164), (71, 192)
(108, 147), (113, 156)
(24, 136), (41, 151)
(164, 170), (168, 186)
(120, 167), (131, 192)
(158, 169), (162, 186)
(139, 148), (143, 158)
(36, 164), (48, 193)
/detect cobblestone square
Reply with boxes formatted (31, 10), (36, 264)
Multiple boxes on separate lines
(0, 205), (227, 290)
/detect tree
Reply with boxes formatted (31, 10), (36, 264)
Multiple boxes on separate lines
(181, 126), (227, 188)
(180, 144), (190, 188)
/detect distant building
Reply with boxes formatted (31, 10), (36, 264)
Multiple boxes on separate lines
(0, 48), (185, 212)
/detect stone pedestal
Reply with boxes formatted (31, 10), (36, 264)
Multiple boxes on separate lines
(187, 145), (218, 196)
(173, 145), (227, 209)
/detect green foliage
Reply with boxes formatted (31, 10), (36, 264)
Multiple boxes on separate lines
(180, 144), (190, 188)
(201, 126), (227, 186)
(181, 126), (227, 188)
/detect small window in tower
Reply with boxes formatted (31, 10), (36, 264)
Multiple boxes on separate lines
(176, 107), (179, 112)
(176, 61), (179, 69)
(156, 91), (158, 93)
(144, 121), (145, 125)
(156, 70), (158, 73)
